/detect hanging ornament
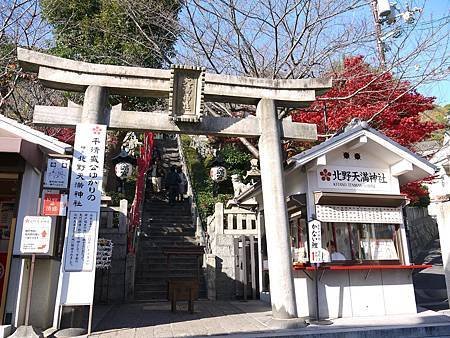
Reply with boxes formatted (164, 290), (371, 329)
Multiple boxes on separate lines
(210, 166), (227, 182)
(115, 162), (133, 179)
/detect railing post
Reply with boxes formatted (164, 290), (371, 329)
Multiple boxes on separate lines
(215, 202), (224, 234)
(119, 199), (128, 233)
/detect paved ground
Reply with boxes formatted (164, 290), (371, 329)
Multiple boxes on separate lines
(89, 300), (450, 338)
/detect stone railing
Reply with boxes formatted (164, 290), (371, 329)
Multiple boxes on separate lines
(177, 135), (205, 245)
(210, 202), (258, 236)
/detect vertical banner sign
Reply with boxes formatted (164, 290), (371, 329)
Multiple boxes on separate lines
(57, 124), (106, 306)
(308, 220), (323, 263)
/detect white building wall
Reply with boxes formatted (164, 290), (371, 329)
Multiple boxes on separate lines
(293, 270), (416, 318)
(6, 163), (40, 327)
(5, 163), (61, 329)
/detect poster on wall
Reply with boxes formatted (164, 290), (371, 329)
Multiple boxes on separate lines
(56, 123), (106, 307)
(42, 190), (67, 216)
(20, 216), (52, 254)
(43, 158), (71, 189)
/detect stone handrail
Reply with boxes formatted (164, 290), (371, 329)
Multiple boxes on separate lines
(176, 135), (205, 245)
(100, 199), (128, 232)
(211, 202), (258, 236)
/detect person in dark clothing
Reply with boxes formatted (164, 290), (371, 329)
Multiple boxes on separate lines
(166, 166), (181, 205)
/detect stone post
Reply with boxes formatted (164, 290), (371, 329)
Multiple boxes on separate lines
(81, 86), (109, 124)
(215, 202), (224, 235)
(81, 86), (110, 192)
(257, 99), (297, 319)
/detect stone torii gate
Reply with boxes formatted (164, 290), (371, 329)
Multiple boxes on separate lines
(17, 47), (331, 321)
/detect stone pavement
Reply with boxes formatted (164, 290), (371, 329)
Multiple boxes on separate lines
(89, 300), (450, 338)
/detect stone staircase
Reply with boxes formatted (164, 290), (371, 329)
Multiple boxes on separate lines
(134, 136), (206, 301)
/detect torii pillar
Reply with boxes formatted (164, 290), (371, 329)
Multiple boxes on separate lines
(17, 47), (331, 323)
(258, 99), (297, 318)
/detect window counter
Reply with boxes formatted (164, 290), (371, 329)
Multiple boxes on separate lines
(293, 263), (432, 271)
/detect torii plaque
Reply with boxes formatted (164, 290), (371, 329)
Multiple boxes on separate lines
(17, 47), (331, 325)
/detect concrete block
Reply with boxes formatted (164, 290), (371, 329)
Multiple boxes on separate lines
(349, 269), (385, 317)
(0, 325), (12, 338)
(381, 270), (417, 315)
(294, 273), (310, 318)
(216, 235), (234, 247)
(319, 270), (352, 319)
(8, 325), (43, 338)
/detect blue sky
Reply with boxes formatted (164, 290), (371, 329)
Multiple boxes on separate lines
(416, 0), (450, 105)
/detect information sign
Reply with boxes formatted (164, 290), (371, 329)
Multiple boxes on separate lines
(43, 158), (70, 189)
(308, 220), (324, 263)
(42, 190), (67, 216)
(20, 216), (51, 254)
(57, 123), (106, 307)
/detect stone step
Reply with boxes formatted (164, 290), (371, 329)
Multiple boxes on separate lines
(134, 290), (167, 300)
(139, 235), (196, 243)
(141, 226), (195, 233)
(137, 256), (201, 264)
(144, 203), (191, 210)
(143, 209), (191, 215)
(143, 229), (195, 235)
(143, 219), (193, 225)
(135, 269), (199, 277)
(145, 230), (196, 236)
(135, 273), (199, 283)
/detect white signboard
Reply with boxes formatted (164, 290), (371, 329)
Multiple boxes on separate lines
(56, 124), (106, 309)
(361, 239), (399, 260)
(64, 211), (97, 271)
(316, 205), (403, 224)
(44, 158), (70, 189)
(308, 220), (323, 263)
(20, 216), (51, 254)
(317, 166), (391, 192)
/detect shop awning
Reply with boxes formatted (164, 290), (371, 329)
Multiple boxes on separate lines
(314, 191), (408, 207)
(0, 137), (42, 169)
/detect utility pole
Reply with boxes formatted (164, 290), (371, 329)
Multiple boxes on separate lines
(371, 0), (387, 67)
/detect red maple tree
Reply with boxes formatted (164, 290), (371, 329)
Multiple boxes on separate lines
(292, 56), (442, 205)
(292, 56), (441, 147)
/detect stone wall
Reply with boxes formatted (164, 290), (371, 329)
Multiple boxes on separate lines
(206, 226), (238, 300)
(405, 206), (440, 262)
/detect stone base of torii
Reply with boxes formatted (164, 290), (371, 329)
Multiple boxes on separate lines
(17, 48), (331, 324)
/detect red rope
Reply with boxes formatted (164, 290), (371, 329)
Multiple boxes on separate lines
(128, 132), (154, 253)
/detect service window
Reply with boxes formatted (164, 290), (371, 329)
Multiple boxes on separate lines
(321, 222), (401, 263)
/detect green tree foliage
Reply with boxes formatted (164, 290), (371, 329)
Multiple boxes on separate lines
(181, 136), (252, 222)
(40, 0), (181, 192)
(41, 0), (180, 67)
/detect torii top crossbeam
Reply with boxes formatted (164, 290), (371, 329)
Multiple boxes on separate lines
(17, 48), (331, 140)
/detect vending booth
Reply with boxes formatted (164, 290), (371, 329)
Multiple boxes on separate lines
(0, 115), (71, 333)
(242, 121), (436, 319)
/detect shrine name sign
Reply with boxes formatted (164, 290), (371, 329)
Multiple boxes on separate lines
(58, 123), (106, 306)
(318, 166), (391, 192)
